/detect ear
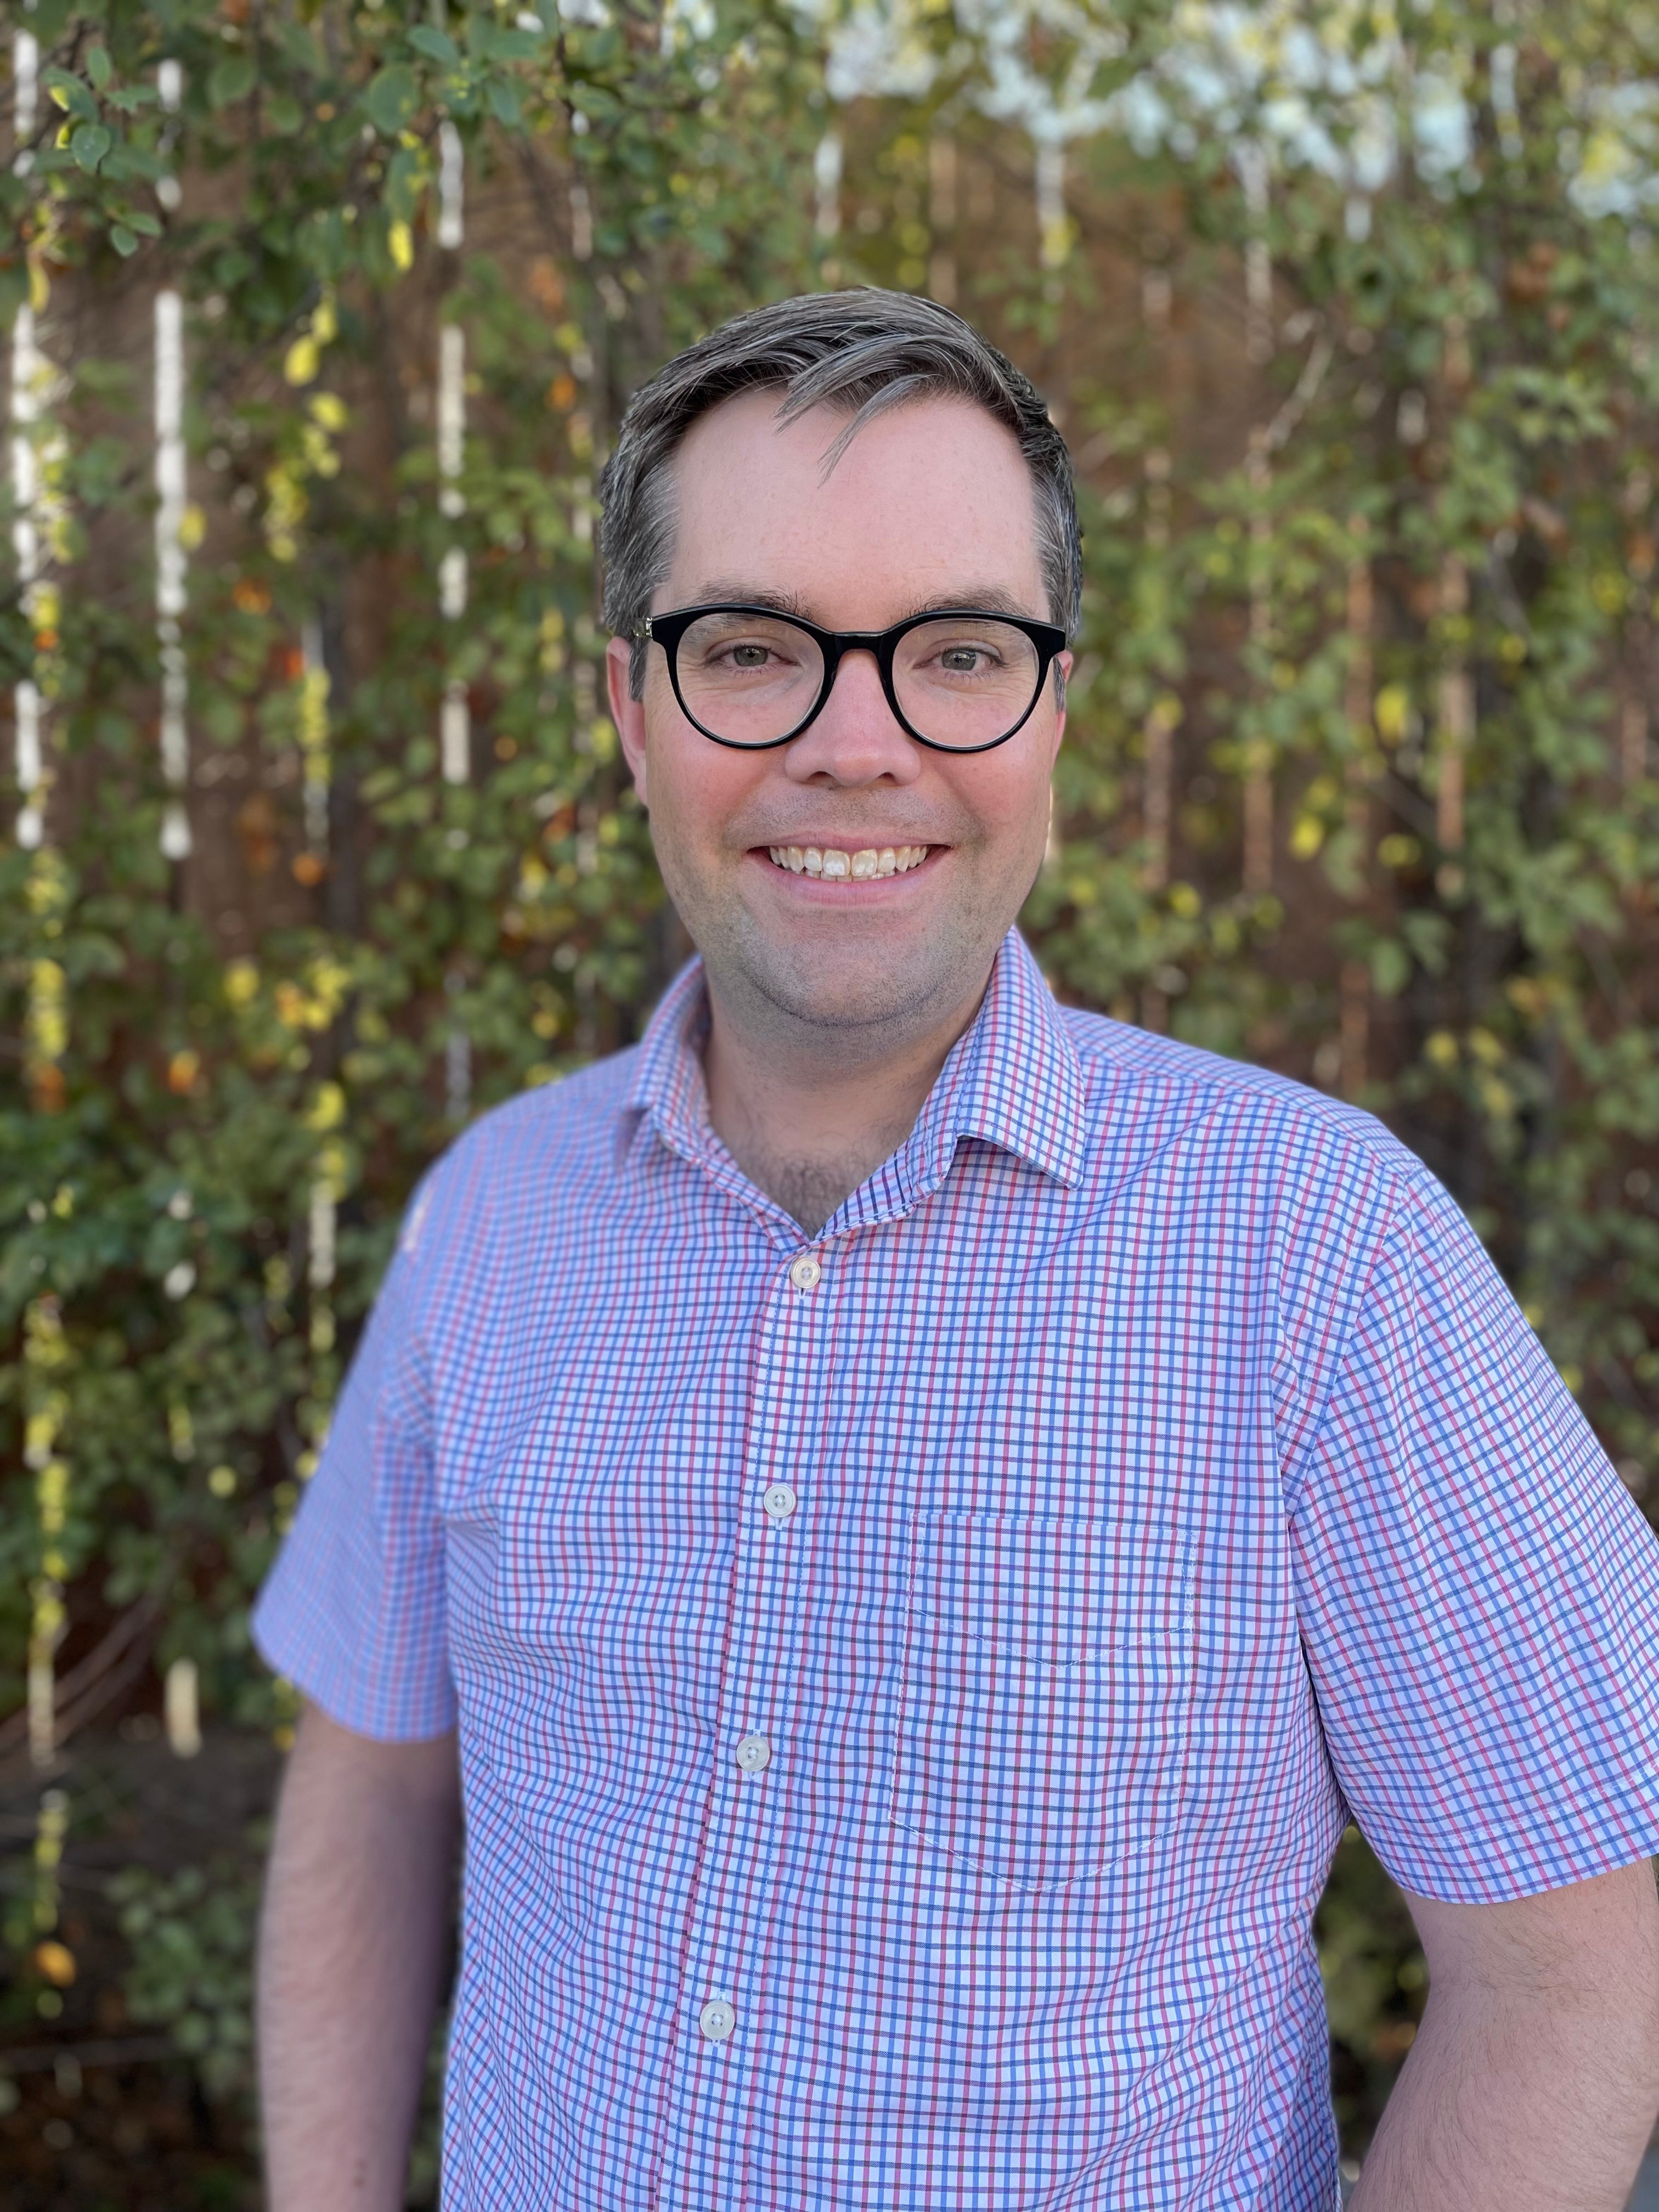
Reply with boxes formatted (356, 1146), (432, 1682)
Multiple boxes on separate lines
(606, 635), (649, 808)
(1049, 649), (1073, 765)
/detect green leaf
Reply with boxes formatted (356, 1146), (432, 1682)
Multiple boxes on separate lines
(364, 64), (420, 136)
(99, 144), (146, 183)
(386, 144), (426, 222)
(86, 43), (112, 91)
(71, 121), (113, 172)
(486, 76), (523, 129)
(1369, 938), (1412, 998)
(274, 21), (327, 76)
(407, 24), (459, 65)
(43, 67), (98, 122)
(207, 53), (257, 110)
(482, 27), (544, 60)
(110, 222), (138, 257)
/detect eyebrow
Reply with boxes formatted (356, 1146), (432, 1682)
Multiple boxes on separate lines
(679, 581), (1045, 625)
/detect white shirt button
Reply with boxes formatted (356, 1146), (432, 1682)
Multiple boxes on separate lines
(762, 1482), (798, 1524)
(699, 1998), (735, 2042)
(735, 1733), (771, 1774)
(789, 1254), (822, 1291)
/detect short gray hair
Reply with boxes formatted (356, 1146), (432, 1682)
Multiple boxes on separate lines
(598, 287), (1081, 699)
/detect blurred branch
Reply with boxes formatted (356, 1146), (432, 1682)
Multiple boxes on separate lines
(0, 1572), (175, 1759)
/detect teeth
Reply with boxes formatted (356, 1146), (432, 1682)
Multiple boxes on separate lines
(768, 844), (930, 877)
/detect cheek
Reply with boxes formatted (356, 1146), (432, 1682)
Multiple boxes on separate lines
(943, 752), (1052, 862)
(644, 720), (759, 862)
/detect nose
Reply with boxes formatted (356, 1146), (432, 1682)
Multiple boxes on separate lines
(782, 646), (923, 788)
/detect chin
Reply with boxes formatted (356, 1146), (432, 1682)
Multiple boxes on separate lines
(738, 929), (969, 1035)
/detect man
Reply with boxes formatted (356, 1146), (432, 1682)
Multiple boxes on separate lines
(253, 288), (1659, 2211)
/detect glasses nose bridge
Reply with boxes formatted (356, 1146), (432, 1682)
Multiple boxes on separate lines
(816, 627), (899, 714)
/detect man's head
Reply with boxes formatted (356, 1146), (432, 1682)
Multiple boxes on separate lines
(600, 288), (1079, 1059)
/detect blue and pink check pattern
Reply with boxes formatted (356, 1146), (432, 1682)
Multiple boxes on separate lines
(254, 928), (1659, 2210)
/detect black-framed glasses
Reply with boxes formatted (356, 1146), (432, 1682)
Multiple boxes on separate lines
(639, 602), (1068, 754)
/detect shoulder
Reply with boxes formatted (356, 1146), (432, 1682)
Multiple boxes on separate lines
(394, 1045), (643, 1269)
(1064, 1006), (1404, 1155)
(1058, 1005), (1423, 1232)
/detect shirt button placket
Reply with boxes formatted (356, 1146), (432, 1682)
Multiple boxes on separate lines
(654, 1243), (827, 2211)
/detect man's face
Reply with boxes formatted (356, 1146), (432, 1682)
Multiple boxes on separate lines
(607, 388), (1070, 1046)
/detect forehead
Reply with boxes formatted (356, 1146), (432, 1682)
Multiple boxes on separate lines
(664, 388), (1046, 615)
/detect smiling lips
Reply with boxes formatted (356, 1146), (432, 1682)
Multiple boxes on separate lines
(765, 844), (932, 879)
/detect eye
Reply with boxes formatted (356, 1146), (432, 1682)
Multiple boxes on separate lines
(690, 629), (806, 672)
(926, 636), (1009, 678)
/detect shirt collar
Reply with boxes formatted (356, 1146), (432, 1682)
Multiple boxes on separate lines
(904, 927), (1087, 1194)
(624, 926), (1086, 1205)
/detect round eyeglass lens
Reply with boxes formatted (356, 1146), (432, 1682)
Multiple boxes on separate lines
(893, 618), (1042, 749)
(673, 611), (826, 747)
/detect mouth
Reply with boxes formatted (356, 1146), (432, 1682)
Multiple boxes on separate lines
(761, 843), (934, 881)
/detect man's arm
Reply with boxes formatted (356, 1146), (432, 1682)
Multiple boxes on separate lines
(1350, 1855), (1659, 2211)
(258, 1699), (462, 2212)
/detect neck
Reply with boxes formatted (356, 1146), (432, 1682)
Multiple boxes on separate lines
(701, 962), (994, 1238)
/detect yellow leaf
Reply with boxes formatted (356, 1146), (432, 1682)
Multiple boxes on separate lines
(179, 503), (207, 551)
(306, 1080), (346, 1132)
(389, 219), (414, 272)
(1478, 1075), (1514, 1119)
(223, 958), (259, 1008)
(308, 391), (348, 431)
(1289, 815), (1324, 860)
(284, 333), (320, 386)
(1374, 682), (1411, 743)
(33, 1941), (76, 1988)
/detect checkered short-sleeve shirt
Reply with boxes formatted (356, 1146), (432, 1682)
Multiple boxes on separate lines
(253, 927), (1659, 2211)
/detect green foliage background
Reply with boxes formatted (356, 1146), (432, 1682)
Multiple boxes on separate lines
(3, 0), (1658, 2185)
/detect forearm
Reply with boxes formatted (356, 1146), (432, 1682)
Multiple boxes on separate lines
(1349, 1977), (1659, 2212)
(258, 1704), (461, 2212)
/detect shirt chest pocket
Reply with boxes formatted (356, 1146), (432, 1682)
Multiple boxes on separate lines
(890, 1513), (1194, 1891)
